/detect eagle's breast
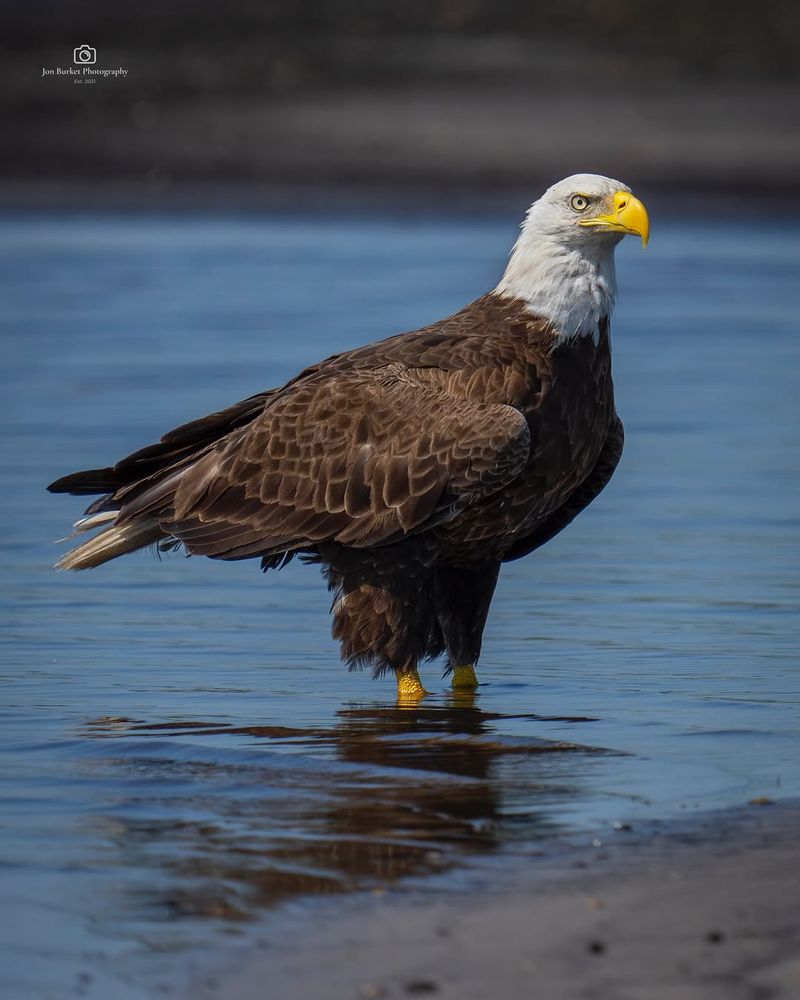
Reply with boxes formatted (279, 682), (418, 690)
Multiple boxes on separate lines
(434, 311), (616, 561)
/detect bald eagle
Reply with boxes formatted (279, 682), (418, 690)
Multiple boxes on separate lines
(49, 174), (649, 699)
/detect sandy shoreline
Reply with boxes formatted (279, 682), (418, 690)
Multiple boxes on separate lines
(190, 800), (800, 1000)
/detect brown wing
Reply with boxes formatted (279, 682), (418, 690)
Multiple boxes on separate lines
(142, 365), (530, 559)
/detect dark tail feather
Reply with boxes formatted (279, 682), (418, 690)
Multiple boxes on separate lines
(48, 468), (120, 496)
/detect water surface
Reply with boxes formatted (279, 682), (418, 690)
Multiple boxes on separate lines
(1, 210), (798, 998)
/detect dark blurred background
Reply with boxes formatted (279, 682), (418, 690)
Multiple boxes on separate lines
(3, 0), (800, 206)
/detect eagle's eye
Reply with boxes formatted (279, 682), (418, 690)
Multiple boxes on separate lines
(570, 194), (590, 212)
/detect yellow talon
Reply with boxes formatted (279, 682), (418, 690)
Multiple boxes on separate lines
(396, 667), (428, 703)
(451, 663), (478, 690)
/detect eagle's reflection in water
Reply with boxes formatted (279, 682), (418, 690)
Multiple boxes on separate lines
(83, 698), (598, 924)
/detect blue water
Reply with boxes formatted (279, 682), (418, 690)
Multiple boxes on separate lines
(1, 209), (799, 998)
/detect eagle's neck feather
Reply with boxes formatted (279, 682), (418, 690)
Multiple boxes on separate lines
(495, 234), (618, 344)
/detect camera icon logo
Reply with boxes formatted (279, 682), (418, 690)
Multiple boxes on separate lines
(73, 45), (96, 65)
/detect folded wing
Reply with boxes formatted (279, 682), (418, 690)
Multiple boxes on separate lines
(120, 366), (530, 560)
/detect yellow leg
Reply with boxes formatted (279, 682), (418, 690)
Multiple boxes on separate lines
(451, 663), (479, 691)
(396, 666), (428, 702)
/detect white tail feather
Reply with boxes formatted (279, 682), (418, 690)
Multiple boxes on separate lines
(74, 510), (119, 532)
(58, 510), (120, 542)
(55, 518), (164, 571)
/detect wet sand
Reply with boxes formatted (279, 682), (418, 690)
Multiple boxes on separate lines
(193, 800), (800, 1000)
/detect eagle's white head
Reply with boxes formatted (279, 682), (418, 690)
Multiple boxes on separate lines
(496, 173), (650, 343)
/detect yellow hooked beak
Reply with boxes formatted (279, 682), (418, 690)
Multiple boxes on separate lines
(579, 191), (650, 247)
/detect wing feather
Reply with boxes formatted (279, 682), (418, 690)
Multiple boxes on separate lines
(158, 366), (530, 559)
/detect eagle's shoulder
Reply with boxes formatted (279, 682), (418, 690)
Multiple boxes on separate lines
(285, 292), (555, 413)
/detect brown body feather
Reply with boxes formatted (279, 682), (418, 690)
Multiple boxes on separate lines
(49, 292), (623, 676)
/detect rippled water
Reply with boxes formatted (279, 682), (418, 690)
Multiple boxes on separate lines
(1, 209), (799, 998)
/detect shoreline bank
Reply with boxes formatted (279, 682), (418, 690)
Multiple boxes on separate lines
(191, 799), (800, 1000)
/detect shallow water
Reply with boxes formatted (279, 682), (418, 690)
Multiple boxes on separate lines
(1, 209), (799, 998)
